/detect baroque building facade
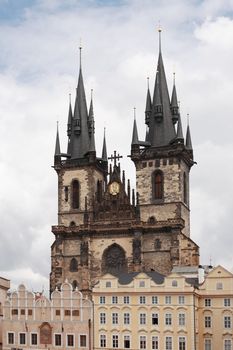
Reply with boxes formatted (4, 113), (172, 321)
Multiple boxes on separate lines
(50, 35), (199, 295)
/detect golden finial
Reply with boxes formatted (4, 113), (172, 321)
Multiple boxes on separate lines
(147, 77), (150, 89)
(79, 38), (82, 68)
(187, 113), (190, 125)
(173, 71), (176, 85)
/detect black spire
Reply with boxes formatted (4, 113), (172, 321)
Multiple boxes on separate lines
(176, 114), (184, 142)
(55, 122), (61, 156)
(67, 94), (73, 155)
(69, 46), (90, 159)
(88, 90), (96, 153)
(131, 108), (139, 145)
(102, 128), (108, 162)
(185, 117), (193, 150)
(148, 30), (176, 147)
(171, 73), (179, 124)
(145, 77), (152, 126)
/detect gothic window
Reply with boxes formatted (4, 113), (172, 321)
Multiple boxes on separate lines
(183, 172), (188, 204)
(154, 239), (161, 250)
(72, 180), (80, 209)
(97, 180), (102, 202)
(102, 243), (127, 275)
(153, 170), (163, 200)
(70, 258), (78, 272)
(64, 186), (68, 201)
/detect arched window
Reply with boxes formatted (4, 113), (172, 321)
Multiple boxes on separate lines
(72, 280), (78, 290)
(183, 172), (187, 204)
(72, 180), (80, 209)
(102, 243), (127, 275)
(153, 171), (163, 200)
(70, 258), (78, 272)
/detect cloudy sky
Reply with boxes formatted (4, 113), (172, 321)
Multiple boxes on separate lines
(0, 0), (233, 292)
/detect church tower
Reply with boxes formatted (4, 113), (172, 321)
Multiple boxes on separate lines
(50, 35), (199, 295)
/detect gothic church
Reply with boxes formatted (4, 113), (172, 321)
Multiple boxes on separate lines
(50, 34), (199, 294)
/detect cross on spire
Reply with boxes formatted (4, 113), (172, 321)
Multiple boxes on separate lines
(108, 150), (123, 167)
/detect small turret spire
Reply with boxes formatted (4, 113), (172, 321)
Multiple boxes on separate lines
(158, 24), (162, 53)
(102, 127), (108, 161)
(171, 72), (179, 124)
(176, 114), (184, 141)
(55, 121), (61, 156)
(145, 77), (152, 126)
(88, 89), (95, 153)
(131, 108), (139, 145)
(185, 114), (193, 150)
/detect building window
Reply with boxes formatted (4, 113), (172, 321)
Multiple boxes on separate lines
(100, 313), (106, 324)
(179, 337), (186, 350)
(124, 313), (130, 325)
(172, 280), (178, 287)
(31, 333), (38, 345)
(112, 296), (118, 304)
(112, 335), (118, 348)
(205, 298), (211, 307)
(72, 180), (80, 209)
(56, 309), (60, 316)
(165, 336), (172, 350)
(106, 281), (111, 288)
(152, 336), (158, 349)
(70, 258), (78, 272)
(139, 280), (145, 287)
(67, 334), (74, 347)
(153, 170), (163, 199)
(224, 298), (231, 307)
(204, 339), (211, 350)
(100, 296), (105, 304)
(152, 295), (158, 304)
(21, 309), (25, 315)
(112, 313), (118, 324)
(80, 335), (87, 347)
(178, 295), (185, 304)
(205, 316), (211, 328)
(8, 333), (14, 345)
(124, 335), (130, 349)
(139, 295), (146, 304)
(100, 334), (106, 348)
(224, 339), (232, 350)
(65, 309), (71, 316)
(140, 313), (146, 325)
(140, 336), (146, 349)
(72, 309), (79, 316)
(165, 295), (171, 304)
(12, 309), (18, 315)
(124, 296), (130, 304)
(152, 313), (159, 325)
(165, 313), (172, 326)
(224, 316), (231, 328)
(216, 282), (223, 289)
(28, 309), (33, 316)
(64, 186), (68, 201)
(19, 333), (26, 345)
(55, 334), (62, 346)
(178, 313), (185, 326)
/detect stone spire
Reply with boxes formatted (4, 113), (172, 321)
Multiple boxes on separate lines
(69, 46), (90, 159)
(176, 114), (184, 142)
(148, 29), (176, 147)
(102, 128), (108, 162)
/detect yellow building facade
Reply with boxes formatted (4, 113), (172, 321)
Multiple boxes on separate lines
(93, 266), (233, 350)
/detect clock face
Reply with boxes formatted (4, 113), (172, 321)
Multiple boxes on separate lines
(109, 181), (120, 196)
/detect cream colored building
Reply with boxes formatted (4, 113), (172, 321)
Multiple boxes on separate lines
(93, 266), (233, 350)
(2, 281), (93, 350)
(93, 271), (197, 350)
(196, 265), (233, 350)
